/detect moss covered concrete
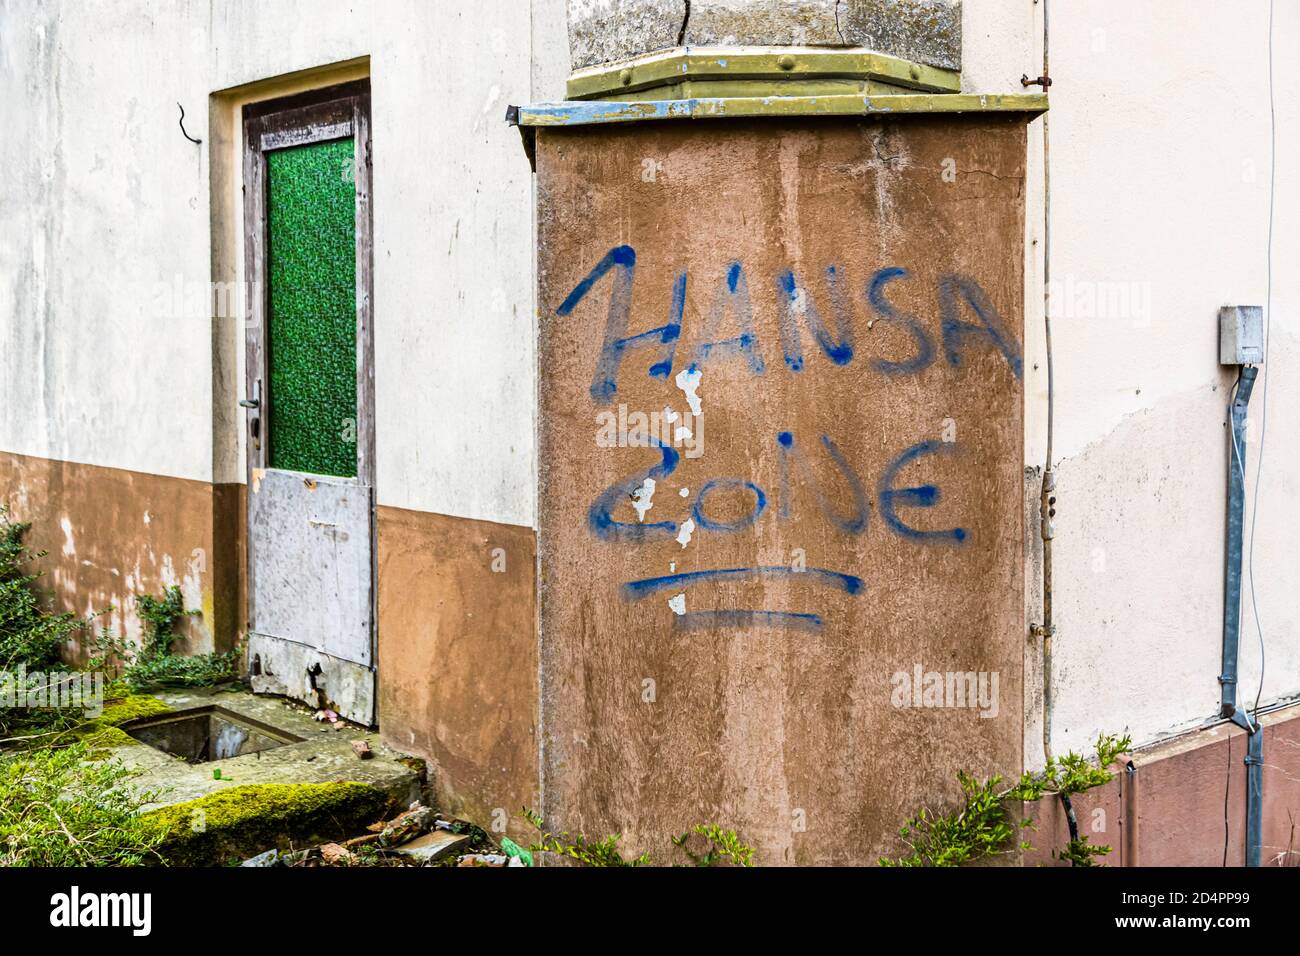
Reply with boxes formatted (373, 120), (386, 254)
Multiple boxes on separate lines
(144, 781), (393, 866)
(75, 693), (173, 754)
(99, 693), (175, 725)
(110, 688), (420, 815)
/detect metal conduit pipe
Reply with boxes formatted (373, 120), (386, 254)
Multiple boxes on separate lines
(1026, 0), (1078, 862)
(1222, 363), (1264, 867)
(1028, 0), (1057, 767)
(1220, 366), (1259, 720)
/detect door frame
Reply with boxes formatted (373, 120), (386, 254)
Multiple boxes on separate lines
(241, 79), (376, 694)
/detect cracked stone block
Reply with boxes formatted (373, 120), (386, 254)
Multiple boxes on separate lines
(567, 0), (961, 71)
(841, 0), (961, 70)
(568, 0), (688, 70)
(685, 0), (847, 47)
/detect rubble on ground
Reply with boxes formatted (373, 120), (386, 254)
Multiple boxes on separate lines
(242, 800), (530, 868)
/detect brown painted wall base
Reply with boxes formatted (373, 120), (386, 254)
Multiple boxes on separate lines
(375, 505), (539, 842)
(1, 451), (540, 842)
(1023, 704), (1300, 867)
(0, 450), (242, 658)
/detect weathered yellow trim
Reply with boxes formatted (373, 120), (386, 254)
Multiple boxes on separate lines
(513, 93), (1049, 128)
(566, 46), (962, 100)
(595, 78), (934, 102)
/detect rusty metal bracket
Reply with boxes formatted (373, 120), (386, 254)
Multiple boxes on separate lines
(506, 105), (537, 171)
(1021, 73), (1053, 89)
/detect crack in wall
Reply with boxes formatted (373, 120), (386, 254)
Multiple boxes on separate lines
(676, 0), (690, 46)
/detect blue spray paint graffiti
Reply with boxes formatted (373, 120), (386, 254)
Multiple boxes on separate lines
(675, 610), (825, 632)
(877, 440), (967, 542)
(623, 566), (865, 599)
(559, 246), (1010, 628)
(938, 273), (1022, 379)
(775, 431), (870, 534)
(868, 267), (935, 375)
(623, 565), (864, 632)
(555, 245), (1022, 404)
(776, 266), (855, 370)
(588, 436), (680, 541)
(558, 245), (682, 403)
(690, 262), (766, 375)
(691, 478), (767, 532)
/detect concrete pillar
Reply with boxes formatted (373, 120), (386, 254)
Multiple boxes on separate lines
(523, 0), (1045, 867)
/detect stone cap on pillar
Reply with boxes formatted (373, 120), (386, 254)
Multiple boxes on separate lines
(568, 0), (964, 74)
(566, 45), (961, 101)
(507, 0), (1044, 140)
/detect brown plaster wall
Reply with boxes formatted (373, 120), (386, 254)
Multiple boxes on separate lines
(1024, 704), (1300, 867)
(535, 115), (1030, 864)
(0, 451), (243, 659)
(376, 505), (539, 841)
(1, 451), (542, 838)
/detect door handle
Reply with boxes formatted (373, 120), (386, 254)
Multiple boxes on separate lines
(246, 380), (263, 449)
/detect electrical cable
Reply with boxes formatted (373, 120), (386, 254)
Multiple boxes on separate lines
(1221, 7), (1275, 867)
(1245, 0), (1275, 718)
(1224, 733), (1232, 867)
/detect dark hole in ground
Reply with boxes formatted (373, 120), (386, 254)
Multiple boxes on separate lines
(123, 705), (303, 764)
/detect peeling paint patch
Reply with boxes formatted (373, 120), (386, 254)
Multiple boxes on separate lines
(59, 516), (75, 556)
(675, 517), (695, 548)
(631, 477), (657, 521)
(675, 366), (703, 416)
(667, 592), (686, 616)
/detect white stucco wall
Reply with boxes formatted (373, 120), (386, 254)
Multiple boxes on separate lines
(0, 0), (566, 528)
(3, 0), (1295, 760)
(963, 0), (1299, 758)
(0, 1), (219, 482)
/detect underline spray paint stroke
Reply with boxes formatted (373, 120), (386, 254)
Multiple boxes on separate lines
(674, 610), (825, 632)
(622, 566), (865, 600)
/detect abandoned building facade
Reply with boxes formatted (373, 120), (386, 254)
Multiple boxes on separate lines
(1, 0), (1297, 865)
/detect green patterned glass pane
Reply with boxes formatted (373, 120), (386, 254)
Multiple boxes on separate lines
(266, 137), (357, 478)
